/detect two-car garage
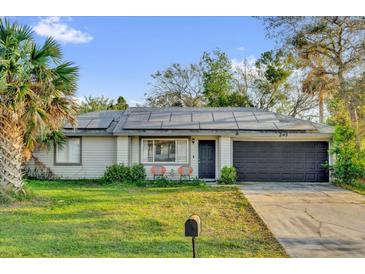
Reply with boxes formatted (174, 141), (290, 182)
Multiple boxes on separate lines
(233, 141), (329, 182)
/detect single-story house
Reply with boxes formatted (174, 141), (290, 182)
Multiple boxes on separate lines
(27, 107), (333, 182)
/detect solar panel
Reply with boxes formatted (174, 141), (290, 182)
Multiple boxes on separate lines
(86, 117), (114, 129)
(123, 121), (162, 129)
(275, 122), (316, 131)
(212, 111), (235, 122)
(200, 121), (238, 130)
(64, 118), (92, 129)
(237, 122), (278, 130)
(149, 112), (171, 122)
(127, 112), (150, 122)
(192, 112), (213, 122)
(234, 111), (256, 122)
(170, 112), (192, 122)
(161, 121), (200, 129)
(254, 112), (278, 122)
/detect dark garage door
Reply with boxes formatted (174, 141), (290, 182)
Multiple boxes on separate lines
(233, 141), (329, 182)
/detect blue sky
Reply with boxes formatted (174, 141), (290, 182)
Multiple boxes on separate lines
(12, 16), (275, 105)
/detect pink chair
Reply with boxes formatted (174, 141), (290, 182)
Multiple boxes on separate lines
(150, 165), (167, 179)
(178, 166), (193, 180)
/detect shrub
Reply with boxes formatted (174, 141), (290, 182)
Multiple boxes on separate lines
(330, 125), (365, 184)
(218, 166), (237, 185)
(102, 163), (146, 183)
(187, 178), (206, 186)
(0, 191), (14, 204)
(102, 164), (130, 183)
(151, 177), (171, 187)
(0, 187), (32, 205)
(24, 167), (54, 180)
(149, 177), (206, 187)
(129, 164), (147, 182)
(134, 180), (147, 187)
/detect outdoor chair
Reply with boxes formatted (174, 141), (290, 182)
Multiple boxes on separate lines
(150, 165), (167, 179)
(178, 166), (193, 180)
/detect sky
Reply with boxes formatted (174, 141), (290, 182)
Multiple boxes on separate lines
(11, 16), (275, 106)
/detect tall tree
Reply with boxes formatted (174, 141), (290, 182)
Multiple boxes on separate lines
(301, 64), (336, 123)
(112, 96), (129, 110)
(250, 50), (318, 118)
(0, 19), (79, 193)
(232, 58), (257, 97)
(252, 50), (292, 110)
(263, 16), (365, 137)
(146, 63), (205, 107)
(79, 95), (128, 113)
(201, 50), (251, 107)
(79, 96), (114, 113)
(279, 72), (319, 119)
(202, 50), (234, 106)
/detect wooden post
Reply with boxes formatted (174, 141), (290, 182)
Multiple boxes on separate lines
(192, 237), (196, 258)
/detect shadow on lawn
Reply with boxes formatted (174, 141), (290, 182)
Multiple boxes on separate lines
(0, 182), (286, 257)
(0, 229), (280, 257)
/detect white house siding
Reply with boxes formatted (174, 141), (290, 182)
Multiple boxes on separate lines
(28, 136), (117, 179)
(130, 136), (140, 165)
(116, 136), (129, 165)
(218, 136), (232, 177)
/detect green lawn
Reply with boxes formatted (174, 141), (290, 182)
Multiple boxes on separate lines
(0, 180), (286, 258)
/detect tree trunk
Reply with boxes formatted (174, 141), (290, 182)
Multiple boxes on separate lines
(337, 71), (361, 148)
(348, 101), (361, 149)
(0, 110), (24, 193)
(319, 90), (324, 123)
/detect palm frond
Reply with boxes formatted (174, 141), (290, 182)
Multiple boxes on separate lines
(0, 18), (33, 45)
(31, 37), (62, 65)
(52, 61), (79, 94)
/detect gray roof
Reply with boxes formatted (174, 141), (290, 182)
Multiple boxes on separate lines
(63, 107), (333, 136)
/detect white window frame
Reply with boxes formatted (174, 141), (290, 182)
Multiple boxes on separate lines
(54, 137), (82, 166)
(141, 138), (189, 164)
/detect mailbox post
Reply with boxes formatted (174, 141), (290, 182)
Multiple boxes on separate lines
(185, 214), (201, 258)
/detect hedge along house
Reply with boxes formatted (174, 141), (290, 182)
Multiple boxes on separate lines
(27, 107), (333, 182)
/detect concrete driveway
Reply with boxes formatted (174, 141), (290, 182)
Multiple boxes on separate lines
(239, 182), (365, 258)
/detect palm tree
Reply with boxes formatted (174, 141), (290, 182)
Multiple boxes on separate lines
(0, 19), (79, 193)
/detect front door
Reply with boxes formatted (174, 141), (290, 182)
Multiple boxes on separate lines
(198, 140), (216, 179)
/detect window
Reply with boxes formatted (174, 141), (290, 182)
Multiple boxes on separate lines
(55, 137), (81, 165)
(142, 139), (188, 163)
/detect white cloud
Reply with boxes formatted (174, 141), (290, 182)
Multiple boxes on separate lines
(237, 46), (245, 51)
(33, 17), (93, 44)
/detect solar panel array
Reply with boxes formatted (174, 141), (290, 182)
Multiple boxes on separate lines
(119, 109), (316, 131)
(62, 108), (319, 132)
(64, 117), (114, 129)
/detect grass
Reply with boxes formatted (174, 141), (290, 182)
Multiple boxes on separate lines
(335, 179), (365, 196)
(0, 180), (287, 258)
